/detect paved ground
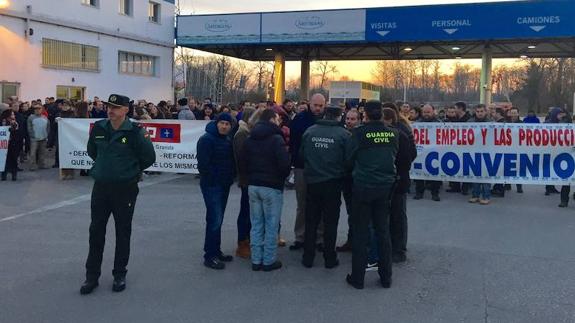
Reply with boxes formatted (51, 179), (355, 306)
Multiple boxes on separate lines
(1, 168), (575, 323)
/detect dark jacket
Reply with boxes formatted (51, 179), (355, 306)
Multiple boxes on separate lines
(348, 121), (399, 188)
(300, 119), (351, 184)
(459, 111), (471, 122)
(289, 109), (320, 168)
(197, 120), (236, 187)
(90, 109), (108, 119)
(506, 117), (523, 124)
(394, 122), (417, 194)
(233, 120), (250, 188)
(87, 118), (156, 183)
(523, 115), (540, 124)
(468, 116), (491, 122)
(417, 116), (441, 123)
(546, 107), (569, 124)
(239, 121), (291, 191)
(13, 111), (27, 140)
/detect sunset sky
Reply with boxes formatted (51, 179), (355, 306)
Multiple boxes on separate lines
(179, 0), (519, 82)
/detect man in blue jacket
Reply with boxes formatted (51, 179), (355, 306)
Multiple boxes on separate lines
(197, 113), (236, 270)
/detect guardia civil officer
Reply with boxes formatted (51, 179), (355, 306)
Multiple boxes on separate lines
(346, 100), (399, 290)
(80, 94), (156, 295)
(299, 106), (351, 268)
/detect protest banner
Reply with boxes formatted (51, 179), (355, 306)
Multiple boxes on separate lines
(0, 126), (9, 172)
(410, 122), (575, 185)
(60, 119), (575, 185)
(59, 119), (210, 174)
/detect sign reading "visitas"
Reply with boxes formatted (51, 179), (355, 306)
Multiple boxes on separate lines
(365, 0), (575, 42)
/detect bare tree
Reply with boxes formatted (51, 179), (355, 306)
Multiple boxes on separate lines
(313, 61), (339, 90)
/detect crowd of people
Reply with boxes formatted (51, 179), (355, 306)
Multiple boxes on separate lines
(194, 94), (415, 289)
(192, 95), (574, 289)
(397, 101), (571, 207)
(2, 93), (571, 291)
(0, 95), (283, 180)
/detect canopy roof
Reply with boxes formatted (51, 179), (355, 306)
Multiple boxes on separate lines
(176, 0), (575, 61)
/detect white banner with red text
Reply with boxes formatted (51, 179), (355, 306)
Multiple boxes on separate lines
(0, 126), (9, 172)
(58, 119), (210, 174)
(410, 122), (575, 185)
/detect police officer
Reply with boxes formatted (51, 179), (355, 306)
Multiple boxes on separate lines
(346, 100), (399, 290)
(80, 94), (156, 295)
(300, 106), (351, 268)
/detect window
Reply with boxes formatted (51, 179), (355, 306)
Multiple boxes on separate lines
(81, 0), (99, 7)
(149, 1), (161, 23)
(56, 86), (85, 101)
(1, 82), (20, 104)
(119, 0), (132, 16)
(118, 51), (157, 76)
(42, 39), (99, 72)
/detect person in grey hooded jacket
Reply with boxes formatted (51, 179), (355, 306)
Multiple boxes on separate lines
(177, 98), (196, 120)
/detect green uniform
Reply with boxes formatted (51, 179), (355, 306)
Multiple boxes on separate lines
(84, 118), (156, 281)
(347, 121), (399, 188)
(347, 120), (399, 287)
(87, 118), (156, 183)
(299, 118), (351, 266)
(300, 119), (351, 184)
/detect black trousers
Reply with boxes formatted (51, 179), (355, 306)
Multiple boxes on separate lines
(85, 181), (139, 280)
(492, 184), (505, 196)
(415, 180), (440, 195)
(351, 185), (393, 284)
(390, 192), (407, 256)
(447, 181), (461, 192)
(303, 179), (342, 264)
(546, 185), (558, 193)
(342, 176), (353, 242)
(560, 186), (571, 204)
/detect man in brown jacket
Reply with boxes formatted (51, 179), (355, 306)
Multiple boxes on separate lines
(233, 107), (256, 258)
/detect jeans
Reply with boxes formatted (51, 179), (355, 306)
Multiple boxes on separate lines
(472, 183), (491, 199)
(237, 186), (251, 242)
(248, 186), (283, 266)
(30, 139), (47, 170)
(201, 184), (231, 261)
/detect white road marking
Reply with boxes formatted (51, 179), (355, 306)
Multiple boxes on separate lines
(0, 174), (185, 223)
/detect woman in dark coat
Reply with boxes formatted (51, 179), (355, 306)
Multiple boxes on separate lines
(76, 102), (90, 177)
(1, 109), (21, 181)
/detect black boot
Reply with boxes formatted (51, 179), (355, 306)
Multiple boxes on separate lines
(112, 276), (126, 292)
(1, 172), (6, 181)
(11, 171), (17, 181)
(80, 279), (99, 295)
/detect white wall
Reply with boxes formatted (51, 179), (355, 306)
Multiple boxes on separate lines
(8, 0), (174, 42)
(0, 0), (174, 102)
